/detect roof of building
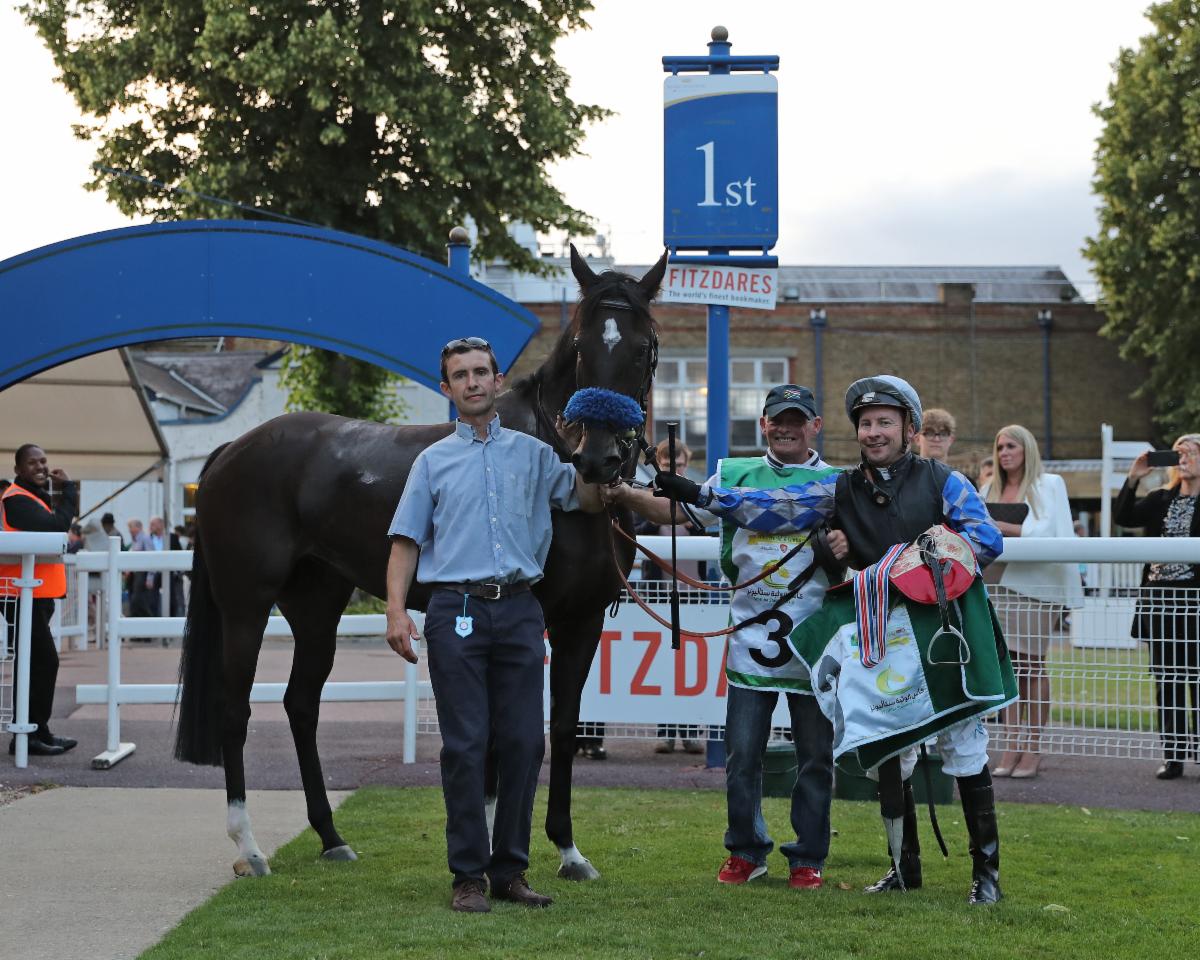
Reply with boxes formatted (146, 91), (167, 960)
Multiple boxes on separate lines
(623, 263), (1081, 304)
(131, 350), (283, 416)
(476, 257), (1082, 305)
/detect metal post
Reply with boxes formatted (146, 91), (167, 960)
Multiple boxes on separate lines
(706, 304), (730, 476)
(403, 652), (418, 764)
(93, 534), (135, 768)
(1038, 309), (1053, 459)
(809, 308), (827, 455)
(11, 554), (37, 768)
(446, 225), (471, 419)
(75, 567), (88, 651)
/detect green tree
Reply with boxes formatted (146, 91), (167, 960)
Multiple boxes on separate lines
(1086, 0), (1200, 436)
(23, 0), (607, 418)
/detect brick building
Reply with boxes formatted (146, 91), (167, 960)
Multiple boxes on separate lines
(489, 257), (1153, 511)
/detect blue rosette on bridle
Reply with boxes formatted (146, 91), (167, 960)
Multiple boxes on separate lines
(563, 387), (645, 430)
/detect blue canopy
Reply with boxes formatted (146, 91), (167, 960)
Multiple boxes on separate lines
(0, 220), (540, 393)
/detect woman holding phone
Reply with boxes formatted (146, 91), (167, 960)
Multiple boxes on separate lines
(1116, 434), (1200, 780)
(982, 425), (1080, 779)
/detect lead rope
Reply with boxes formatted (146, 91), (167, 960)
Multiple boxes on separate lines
(609, 519), (814, 592)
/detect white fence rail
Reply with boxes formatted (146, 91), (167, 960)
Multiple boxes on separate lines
(7, 533), (1200, 770)
(0, 533), (70, 768)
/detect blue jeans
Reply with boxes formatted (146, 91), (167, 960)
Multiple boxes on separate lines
(724, 684), (833, 869)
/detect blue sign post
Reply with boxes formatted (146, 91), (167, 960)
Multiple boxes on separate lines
(663, 27), (780, 479)
(664, 28), (780, 769)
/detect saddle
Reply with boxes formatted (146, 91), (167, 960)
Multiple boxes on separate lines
(849, 525), (975, 669)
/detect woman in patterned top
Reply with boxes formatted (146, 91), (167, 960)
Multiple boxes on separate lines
(1116, 434), (1200, 780)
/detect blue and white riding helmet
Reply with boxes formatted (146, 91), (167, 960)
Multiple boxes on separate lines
(844, 375), (923, 432)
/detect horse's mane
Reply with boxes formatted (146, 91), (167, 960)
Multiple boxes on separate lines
(507, 269), (659, 403)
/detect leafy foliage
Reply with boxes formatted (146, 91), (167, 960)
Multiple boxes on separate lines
(1086, 1), (1200, 436)
(278, 345), (406, 421)
(22, 0), (607, 416)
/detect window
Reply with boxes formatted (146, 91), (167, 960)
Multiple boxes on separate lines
(652, 357), (789, 456)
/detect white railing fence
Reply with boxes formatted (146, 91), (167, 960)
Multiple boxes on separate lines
(6, 533), (1200, 771)
(0, 532), (69, 768)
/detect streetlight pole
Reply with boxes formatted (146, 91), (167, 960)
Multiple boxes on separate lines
(1037, 309), (1053, 459)
(809, 308), (827, 455)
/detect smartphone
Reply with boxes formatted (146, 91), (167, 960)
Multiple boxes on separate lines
(1147, 450), (1181, 467)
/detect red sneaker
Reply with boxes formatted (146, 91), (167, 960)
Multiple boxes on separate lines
(789, 866), (823, 890)
(717, 855), (767, 885)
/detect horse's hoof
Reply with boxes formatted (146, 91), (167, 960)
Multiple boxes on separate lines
(557, 859), (601, 881)
(320, 844), (358, 862)
(233, 855), (271, 877)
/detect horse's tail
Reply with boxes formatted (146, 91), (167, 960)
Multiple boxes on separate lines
(173, 444), (230, 767)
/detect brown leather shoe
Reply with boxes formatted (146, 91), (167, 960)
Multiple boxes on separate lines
(451, 879), (490, 913)
(491, 873), (553, 908)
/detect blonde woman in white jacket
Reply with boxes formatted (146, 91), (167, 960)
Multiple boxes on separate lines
(983, 424), (1081, 779)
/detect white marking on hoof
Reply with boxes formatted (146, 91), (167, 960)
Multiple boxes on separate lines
(602, 317), (622, 352)
(557, 844), (600, 881)
(321, 844), (358, 862)
(485, 797), (497, 840)
(227, 799), (269, 877)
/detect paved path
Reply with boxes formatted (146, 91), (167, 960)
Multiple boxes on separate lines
(0, 787), (348, 960)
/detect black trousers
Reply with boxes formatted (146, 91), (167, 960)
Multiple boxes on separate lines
(9, 598), (59, 739)
(1149, 637), (1200, 762)
(424, 589), (546, 887)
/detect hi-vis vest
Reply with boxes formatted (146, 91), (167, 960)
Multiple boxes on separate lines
(0, 485), (67, 598)
(719, 456), (841, 693)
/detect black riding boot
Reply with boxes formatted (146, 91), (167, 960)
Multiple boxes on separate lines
(864, 779), (922, 892)
(958, 769), (1001, 904)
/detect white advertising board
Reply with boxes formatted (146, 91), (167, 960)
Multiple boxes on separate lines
(547, 602), (796, 728)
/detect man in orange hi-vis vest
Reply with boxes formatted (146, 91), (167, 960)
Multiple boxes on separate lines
(1, 444), (79, 756)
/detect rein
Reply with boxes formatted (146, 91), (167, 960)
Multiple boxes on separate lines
(609, 518), (815, 592)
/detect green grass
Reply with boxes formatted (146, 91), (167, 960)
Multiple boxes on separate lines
(1043, 641), (1159, 731)
(140, 786), (1198, 960)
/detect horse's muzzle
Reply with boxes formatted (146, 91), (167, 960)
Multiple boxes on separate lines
(572, 451), (623, 485)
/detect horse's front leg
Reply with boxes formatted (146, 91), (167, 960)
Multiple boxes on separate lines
(545, 614), (604, 881)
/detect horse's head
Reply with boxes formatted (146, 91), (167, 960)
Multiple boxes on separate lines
(562, 245), (667, 484)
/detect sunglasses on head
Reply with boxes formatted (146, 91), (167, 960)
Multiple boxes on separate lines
(442, 337), (491, 355)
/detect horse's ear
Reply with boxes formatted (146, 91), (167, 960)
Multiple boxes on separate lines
(638, 249), (669, 300)
(569, 243), (598, 291)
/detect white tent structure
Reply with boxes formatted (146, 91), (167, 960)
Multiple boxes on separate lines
(0, 349), (168, 516)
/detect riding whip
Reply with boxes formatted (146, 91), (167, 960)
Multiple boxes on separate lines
(667, 421), (682, 651)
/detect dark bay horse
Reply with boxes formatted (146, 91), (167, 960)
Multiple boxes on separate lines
(175, 247), (666, 879)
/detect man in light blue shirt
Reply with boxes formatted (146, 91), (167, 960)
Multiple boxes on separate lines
(386, 337), (601, 914)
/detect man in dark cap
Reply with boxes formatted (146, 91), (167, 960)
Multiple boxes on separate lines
(604, 384), (847, 891)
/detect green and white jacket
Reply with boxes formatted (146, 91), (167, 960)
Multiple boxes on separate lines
(715, 453), (842, 694)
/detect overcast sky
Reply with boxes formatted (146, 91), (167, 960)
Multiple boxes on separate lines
(0, 1), (1155, 291)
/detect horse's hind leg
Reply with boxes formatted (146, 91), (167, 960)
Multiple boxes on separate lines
(221, 606), (272, 877)
(545, 613), (604, 881)
(276, 558), (357, 861)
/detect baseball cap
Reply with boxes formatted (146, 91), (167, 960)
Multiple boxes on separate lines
(763, 384), (817, 420)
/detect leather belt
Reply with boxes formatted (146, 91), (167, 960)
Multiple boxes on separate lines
(428, 581), (531, 600)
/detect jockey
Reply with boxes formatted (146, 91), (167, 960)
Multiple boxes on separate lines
(655, 375), (1014, 905)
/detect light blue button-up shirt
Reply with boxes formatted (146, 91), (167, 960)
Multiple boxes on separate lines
(388, 415), (581, 584)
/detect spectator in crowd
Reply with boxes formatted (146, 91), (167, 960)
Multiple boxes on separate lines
(977, 456), (995, 490)
(67, 522), (84, 554)
(607, 383), (843, 890)
(1116, 434), (1200, 780)
(982, 424), (1080, 779)
(916, 408), (956, 463)
(637, 438), (704, 755)
(1, 444), (79, 756)
(127, 518), (157, 618)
